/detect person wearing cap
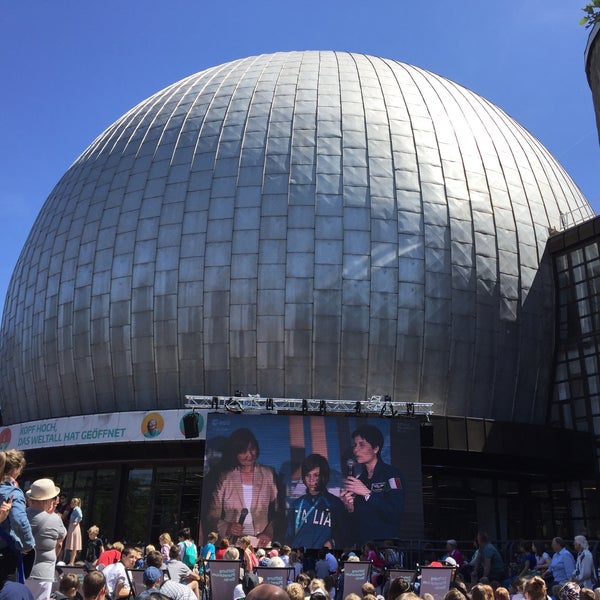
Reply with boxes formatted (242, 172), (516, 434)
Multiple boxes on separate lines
(25, 478), (66, 599)
(444, 540), (465, 568)
(137, 566), (196, 600)
(572, 535), (595, 588)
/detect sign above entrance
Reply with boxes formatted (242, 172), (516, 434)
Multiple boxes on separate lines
(0, 409), (208, 450)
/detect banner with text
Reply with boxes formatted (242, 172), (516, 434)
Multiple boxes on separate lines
(0, 409), (208, 450)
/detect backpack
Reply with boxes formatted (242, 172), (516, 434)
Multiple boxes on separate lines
(182, 540), (198, 569)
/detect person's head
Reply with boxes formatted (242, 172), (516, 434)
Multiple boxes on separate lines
(388, 578), (410, 600)
(238, 536), (252, 550)
(574, 535), (589, 552)
(224, 547), (240, 560)
(159, 532), (173, 545)
(0, 449), (26, 480)
(345, 595), (361, 600)
(121, 547), (140, 569)
(71, 497), (81, 508)
(422, 594), (435, 600)
(147, 419), (158, 434)
(146, 550), (163, 569)
(256, 548), (266, 560)
(268, 556), (285, 567)
(362, 582), (376, 596)
(143, 566), (164, 589)
(178, 527), (191, 540)
(287, 583), (305, 600)
(560, 582), (581, 600)
(245, 583), (290, 600)
(207, 531), (218, 544)
(444, 590), (467, 600)
(145, 544), (156, 554)
(471, 584), (494, 600)
(227, 428), (260, 470)
(581, 589), (596, 600)
(88, 525), (100, 539)
(301, 454), (330, 495)
(59, 573), (81, 597)
(446, 539), (458, 553)
(296, 573), (311, 589)
(82, 570), (107, 600)
(112, 541), (124, 552)
(243, 573), (261, 594)
(351, 425), (384, 463)
(495, 587), (510, 600)
(523, 576), (547, 600)
(552, 537), (565, 552)
(281, 545), (291, 557)
(220, 538), (230, 549)
(397, 594), (420, 600)
(593, 588), (600, 600)
(26, 478), (61, 512)
(513, 578), (526, 594)
(169, 544), (181, 560)
(309, 579), (326, 593)
(477, 531), (489, 547)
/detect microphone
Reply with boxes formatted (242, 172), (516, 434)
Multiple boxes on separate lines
(231, 508), (248, 544)
(345, 458), (355, 478)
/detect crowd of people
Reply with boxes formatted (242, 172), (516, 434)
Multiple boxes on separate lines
(1, 447), (600, 600)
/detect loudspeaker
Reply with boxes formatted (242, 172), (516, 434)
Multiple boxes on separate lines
(183, 413), (199, 439)
(420, 422), (434, 447)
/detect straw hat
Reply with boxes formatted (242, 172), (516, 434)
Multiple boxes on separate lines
(26, 478), (60, 501)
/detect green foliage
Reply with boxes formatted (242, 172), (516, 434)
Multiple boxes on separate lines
(581, 1), (600, 28)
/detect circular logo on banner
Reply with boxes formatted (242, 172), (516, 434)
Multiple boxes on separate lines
(0, 429), (11, 450)
(141, 412), (164, 438)
(179, 412), (204, 437)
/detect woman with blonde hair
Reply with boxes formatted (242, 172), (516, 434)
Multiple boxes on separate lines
(523, 576), (547, 600)
(0, 449), (35, 583)
(64, 497), (83, 565)
(239, 536), (258, 573)
(159, 532), (173, 563)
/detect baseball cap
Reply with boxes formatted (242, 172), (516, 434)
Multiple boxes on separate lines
(143, 566), (163, 585)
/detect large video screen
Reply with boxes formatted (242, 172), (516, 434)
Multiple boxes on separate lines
(201, 414), (423, 550)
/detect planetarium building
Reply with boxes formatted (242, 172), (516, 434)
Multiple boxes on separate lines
(1, 51), (598, 545)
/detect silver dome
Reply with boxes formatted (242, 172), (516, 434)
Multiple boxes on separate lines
(0, 51), (593, 424)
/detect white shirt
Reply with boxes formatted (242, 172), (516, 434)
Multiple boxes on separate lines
(103, 561), (129, 597)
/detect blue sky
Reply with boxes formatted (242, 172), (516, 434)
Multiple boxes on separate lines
(1, 1), (599, 314)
